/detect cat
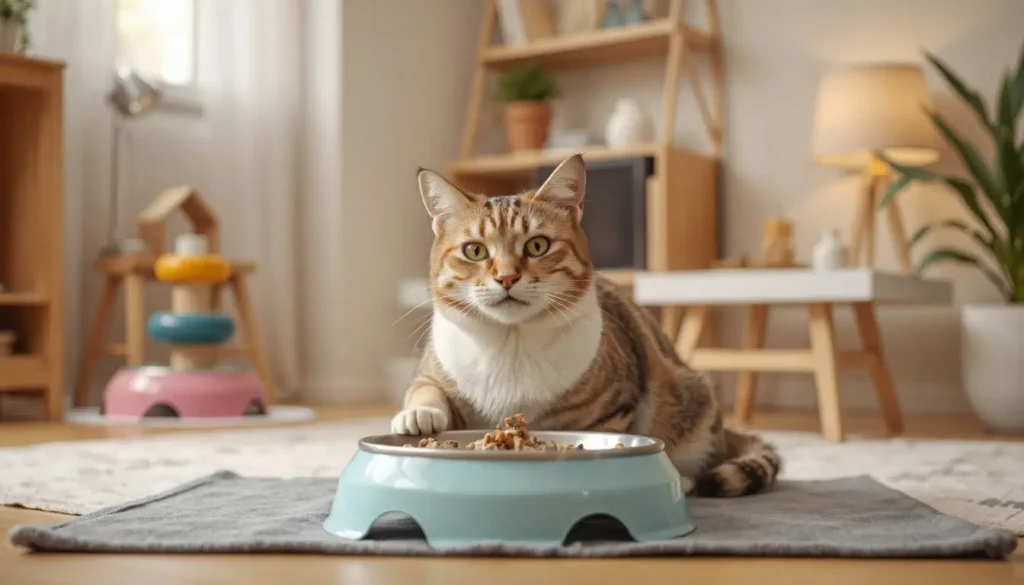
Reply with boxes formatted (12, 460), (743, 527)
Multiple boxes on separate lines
(392, 154), (780, 497)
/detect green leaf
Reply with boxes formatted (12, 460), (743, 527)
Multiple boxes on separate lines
(945, 177), (999, 240)
(997, 72), (1024, 147)
(907, 219), (971, 249)
(999, 126), (1024, 222)
(926, 51), (991, 129)
(1013, 41), (1024, 115)
(880, 155), (998, 239)
(494, 64), (560, 103)
(1010, 178), (1024, 242)
(916, 247), (1011, 300)
(879, 173), (913, 207)
(925, 109), (1005, 213)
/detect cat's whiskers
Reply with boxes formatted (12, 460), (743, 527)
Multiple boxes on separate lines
(545, 297), (580, 339)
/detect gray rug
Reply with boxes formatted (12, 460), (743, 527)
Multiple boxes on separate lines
(8, 471), (1017, 558)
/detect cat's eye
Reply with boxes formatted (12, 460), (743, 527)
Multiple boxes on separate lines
(462, 242), (489, 261)
(524, 236), (551, 258)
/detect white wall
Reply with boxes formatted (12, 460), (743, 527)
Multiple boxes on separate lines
(300, 1), (481, 404)
(555, 0), (1023, 413)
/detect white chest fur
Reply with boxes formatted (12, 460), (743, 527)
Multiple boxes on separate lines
(431, 288), (603, 427)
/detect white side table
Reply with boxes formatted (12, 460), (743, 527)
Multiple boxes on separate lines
(633, 268), (953, 442)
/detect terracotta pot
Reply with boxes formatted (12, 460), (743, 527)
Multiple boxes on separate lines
(503, 100), (552, 152)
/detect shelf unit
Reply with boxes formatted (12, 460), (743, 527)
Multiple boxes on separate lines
(449, 1), (723, 278)
(0, 54), (65, 422)
(438, 1), (724, 337)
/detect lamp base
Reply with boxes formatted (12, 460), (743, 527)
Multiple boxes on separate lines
(847, 167), (913, 274)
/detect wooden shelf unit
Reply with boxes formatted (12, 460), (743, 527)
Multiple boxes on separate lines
(447, 0), (724, 302)
(0, 54), (65, 421)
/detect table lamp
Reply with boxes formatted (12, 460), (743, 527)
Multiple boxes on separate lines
(99, 67), (162, 257)
(812, 63), (941, 272)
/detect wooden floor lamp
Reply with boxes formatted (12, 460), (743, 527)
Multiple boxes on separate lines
(812, 64), (941, 273)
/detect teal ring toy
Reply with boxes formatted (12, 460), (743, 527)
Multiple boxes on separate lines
(147, 312), (235, 345)
(323, 430), (695, 549)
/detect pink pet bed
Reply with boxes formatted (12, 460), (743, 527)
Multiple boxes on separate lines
(101, 367), (267, 420)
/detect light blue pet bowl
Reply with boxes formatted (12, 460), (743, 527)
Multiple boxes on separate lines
(323, 430), (695, 549)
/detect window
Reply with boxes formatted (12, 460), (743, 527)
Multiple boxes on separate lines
(115, 0), (198, 92)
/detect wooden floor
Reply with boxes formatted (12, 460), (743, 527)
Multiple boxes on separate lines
(1, 405), (1022, 585)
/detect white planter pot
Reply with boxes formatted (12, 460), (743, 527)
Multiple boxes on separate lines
(0, 19), (19, 53)
(961, 304), (1024, 432)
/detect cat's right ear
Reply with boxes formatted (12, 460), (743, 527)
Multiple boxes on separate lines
(418, 169), (474, 235)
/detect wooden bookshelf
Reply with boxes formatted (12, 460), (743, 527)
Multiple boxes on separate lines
(0, 54), (65, 422)
(446, 0), (725, 339)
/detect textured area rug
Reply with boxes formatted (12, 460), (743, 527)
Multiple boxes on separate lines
(2, 418), (1023, 535)
(8, 472), (1016, 558)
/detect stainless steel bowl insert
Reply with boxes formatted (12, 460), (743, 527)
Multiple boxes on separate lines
(358, 430), (664, 460)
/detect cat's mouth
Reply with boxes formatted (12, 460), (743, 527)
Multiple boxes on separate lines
(489, 294), (528, 307)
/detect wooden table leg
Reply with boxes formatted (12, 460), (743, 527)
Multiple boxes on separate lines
(661, 306), (684, 344)
(733, 304), (769, 424)
(124, 273), (146, 368)
(73, 277), (121, 406)
(675, 305), (708, 363)
(808, 303), (844, 442)
(211, 283), (223, 311)
(230, 274), (277, 404)
(853, 302), (904, 435)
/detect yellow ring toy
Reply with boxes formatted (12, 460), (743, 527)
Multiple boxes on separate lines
(154, 254), (232, 284)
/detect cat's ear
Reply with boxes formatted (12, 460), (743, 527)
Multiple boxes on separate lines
(418, 168), (476, 235)
(528, 154), (586, 219)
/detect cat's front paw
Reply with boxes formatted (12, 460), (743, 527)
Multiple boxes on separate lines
(390, 406), (450, 435)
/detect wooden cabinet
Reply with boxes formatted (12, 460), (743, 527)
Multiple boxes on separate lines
(0, 54), (65, 421)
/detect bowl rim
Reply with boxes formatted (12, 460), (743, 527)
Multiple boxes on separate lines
(357, 429), (665, 460)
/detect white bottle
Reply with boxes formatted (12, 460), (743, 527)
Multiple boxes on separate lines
(812, 230), (847, 271)
(605, 98), (652, 148)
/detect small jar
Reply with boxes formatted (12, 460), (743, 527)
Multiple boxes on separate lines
(604, 98), (653, 148)
(812, 230), (847, 271)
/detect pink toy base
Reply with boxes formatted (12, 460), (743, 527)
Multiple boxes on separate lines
(102, 367), (267, 420)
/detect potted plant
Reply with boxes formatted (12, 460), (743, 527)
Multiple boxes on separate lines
(494, 63), (559, 152)
(0, 0), (34, 53)
(880, 46), (1024, 432)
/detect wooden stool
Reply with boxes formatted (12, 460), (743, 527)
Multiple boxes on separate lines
(73, 253), (277, 407)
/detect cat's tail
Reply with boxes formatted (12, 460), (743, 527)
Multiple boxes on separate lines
(694, 428), (781, 497)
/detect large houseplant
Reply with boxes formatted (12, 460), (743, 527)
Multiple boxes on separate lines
(0, 0), (35, 53)
(881, 46), (1024, 432)
(494, 63), (559, 152)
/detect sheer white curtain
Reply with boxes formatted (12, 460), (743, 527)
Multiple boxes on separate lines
(29, 0), (340, 404)
(197, 0), (304, 400)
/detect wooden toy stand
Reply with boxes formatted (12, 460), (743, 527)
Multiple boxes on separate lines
(73, 187), (276, 407)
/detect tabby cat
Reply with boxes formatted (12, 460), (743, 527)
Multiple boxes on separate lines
(393, 154), (780, 497)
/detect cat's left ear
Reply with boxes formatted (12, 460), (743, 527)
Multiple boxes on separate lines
(528, 154), (586, 220)
(418, 168), (477, 235)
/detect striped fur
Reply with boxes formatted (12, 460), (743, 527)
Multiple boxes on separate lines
(395, 155), (781, 497)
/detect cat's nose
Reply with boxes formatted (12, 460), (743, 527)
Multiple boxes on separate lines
(494, 273), (521, 290)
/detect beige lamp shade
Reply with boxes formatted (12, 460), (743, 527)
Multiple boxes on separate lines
(812, 63), (941, 170)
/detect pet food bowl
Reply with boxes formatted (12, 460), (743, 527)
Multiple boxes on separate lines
(101, 366), (267, 420)
(323, 430), (695, 549)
